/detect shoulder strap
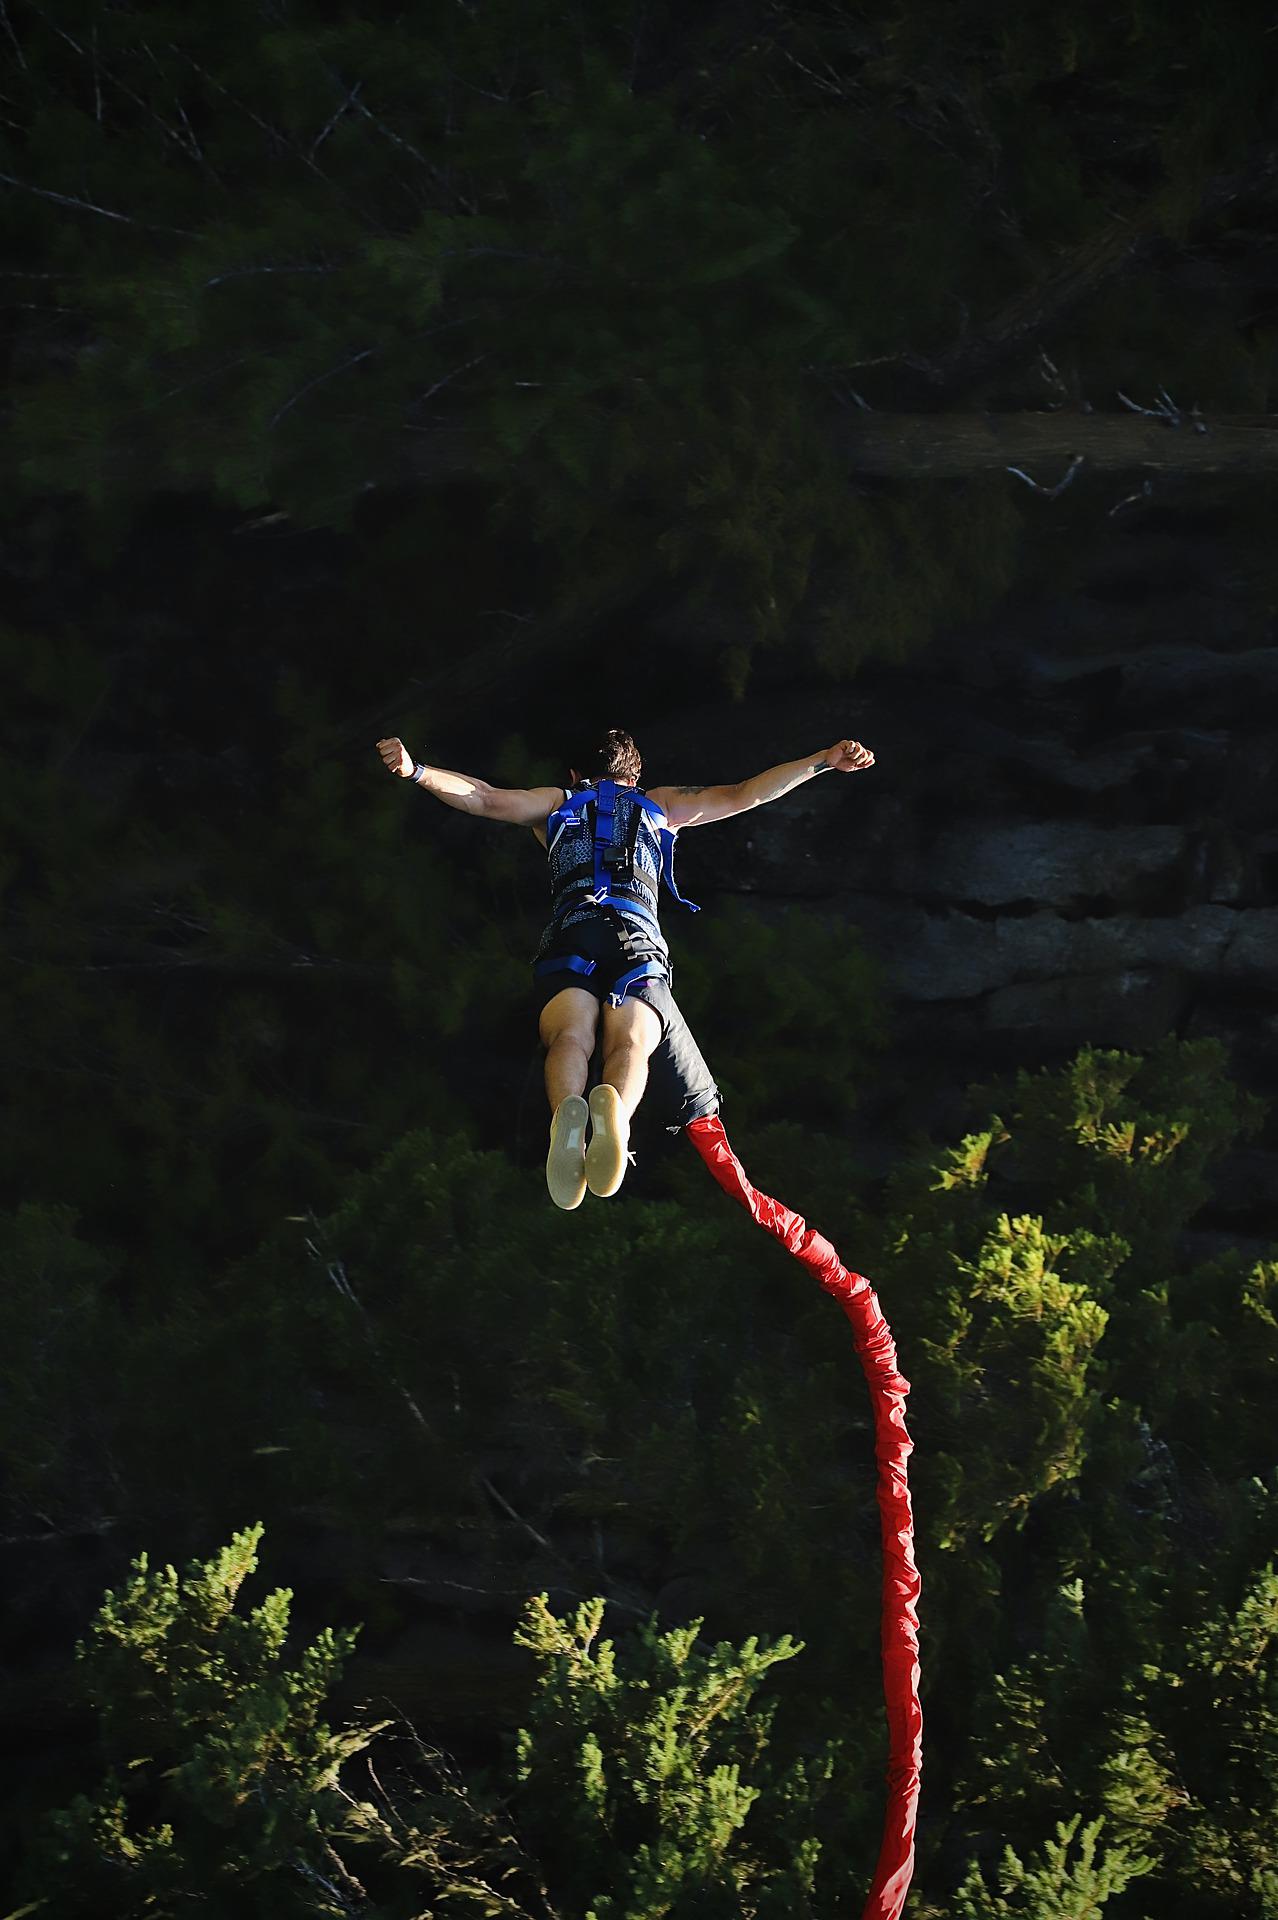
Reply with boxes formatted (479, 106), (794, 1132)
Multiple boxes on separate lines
(656, 823), (699, 912)
(545, 784), (594, 853)
(633, 791), (699, 913)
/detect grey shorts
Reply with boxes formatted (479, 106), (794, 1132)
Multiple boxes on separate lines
(647, 994), (721, 1131)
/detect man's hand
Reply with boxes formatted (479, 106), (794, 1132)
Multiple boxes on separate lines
(823, 738), (875, 773)
(377, 737), (414, 778)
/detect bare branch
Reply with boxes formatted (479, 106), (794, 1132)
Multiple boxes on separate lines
(843, 140), (1278, 405)
(478, 1474), (555, 1554)
(0, 168), (193, 235)
(311, 79), (363, 158)
(773, 41), (858, 100)
(304, 1231), (433, 1440)
(203, 261), (345, 290)
(1116, 387), (1181, 423)
(1036, 350), (1072, 408)
(28, 13), (208, 172)
(172, 93), (211, 172)
(168, 44), (376, 225)
(0, 0), (26, 69)
(1108, 479), (1155, 517)
(345, 86), (432, 170)
(404, 354), (487, 417)
(1116, 387), (1209, 434)
(269, 348), (377, 429)
(823, 410), (1278, 478)
(141, 352), (256, 414)
(318, 67), (483, 212)
(1005, 452), (1085, 498)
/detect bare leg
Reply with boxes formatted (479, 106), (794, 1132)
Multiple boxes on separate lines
(599, 998), (663, 1117)
(539, 988), (600, 1211)
(581, 998), (662, 1200)
(539, 987), (600, 1112)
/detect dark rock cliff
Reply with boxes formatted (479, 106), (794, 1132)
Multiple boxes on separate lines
(645, 516), (1276, 1113)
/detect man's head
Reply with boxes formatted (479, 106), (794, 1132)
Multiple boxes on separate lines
(570, 727), (642, 787)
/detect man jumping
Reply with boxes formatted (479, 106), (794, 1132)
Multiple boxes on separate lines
(377, 728), (874, 1209)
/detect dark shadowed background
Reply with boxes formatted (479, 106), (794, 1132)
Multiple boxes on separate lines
(3, 5), (1277, 1915)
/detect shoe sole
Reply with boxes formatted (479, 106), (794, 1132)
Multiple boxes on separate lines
(546, 1095), (589, 1210)
(585, 1084), (629, 1197)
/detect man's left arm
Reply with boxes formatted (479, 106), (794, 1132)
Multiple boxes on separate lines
(648, 738), (874, 829)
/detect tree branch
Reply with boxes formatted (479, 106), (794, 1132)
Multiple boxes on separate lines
(402, 409), (1278, 484)
(841, 142), (1278, 407)
(269, 347), (377, 429)
(827, 409), (1278, 477)
(0, 168), (192, 234)
(0, 1), (23, 67)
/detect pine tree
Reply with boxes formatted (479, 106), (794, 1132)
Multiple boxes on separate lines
(30, 1526), (372, 1917)
(510, 1591), (835, 1919)
(953, 1814), (1154, 1919)
(24, 1531), (846, 1919)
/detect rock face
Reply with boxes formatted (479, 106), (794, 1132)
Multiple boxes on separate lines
(642, 514), (1278, 1097)
(913, 822), (1187, 908)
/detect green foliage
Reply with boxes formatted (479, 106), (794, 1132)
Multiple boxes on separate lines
(988, 1042), (1262, 1264)
(953, 1577), (1185, 1861)
(672, 901), (888, 1130)
(1168, 1562), (1278, 1909)
(4, 908), (1276, 1920)
(30, 1525), (371, 1917)
(8, 1029), (1272, 1915)
(8, 2), (1273, 669)
(851, 1038), (1278, 1915)
(873, 1039), (1268, 1556)
(512, 1594), (833, 1918)
(938, 1209), (1119, 1540)
(954, 1813), (1154, 1918)
(27, 1530), (850, 1920)
(4, 7), (1278, 1909)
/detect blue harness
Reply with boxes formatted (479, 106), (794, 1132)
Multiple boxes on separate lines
(534, 780), (699, 1007)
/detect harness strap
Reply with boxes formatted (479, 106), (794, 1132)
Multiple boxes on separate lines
(543, 781), (698, 915)
(553, 861), (659, 913)
(533, 948), (666, 1010)
(605, 958), (668, 1008)
(562, 889), (662, 932)
(533, 952), (596, 980)
(657, 824), (699, 912)
(592, 779), (617, 901)
(627, 790), (699, 912)
(624, 798), (643, 875)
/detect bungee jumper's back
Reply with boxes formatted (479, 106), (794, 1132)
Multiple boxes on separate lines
(535, 779), (697, 960)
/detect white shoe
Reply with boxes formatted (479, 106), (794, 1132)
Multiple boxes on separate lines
(585, 1085), (630, 1198)
(546, 1095), (589, 1210)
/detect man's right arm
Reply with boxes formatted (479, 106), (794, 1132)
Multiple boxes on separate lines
(377, 738), (562, 827)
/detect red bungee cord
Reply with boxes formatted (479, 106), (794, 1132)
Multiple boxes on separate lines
(684, 1115), (922, 1920)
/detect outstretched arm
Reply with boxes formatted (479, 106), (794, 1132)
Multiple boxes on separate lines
(377, 738), (562, 827)
(648, 738), (874, 829)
